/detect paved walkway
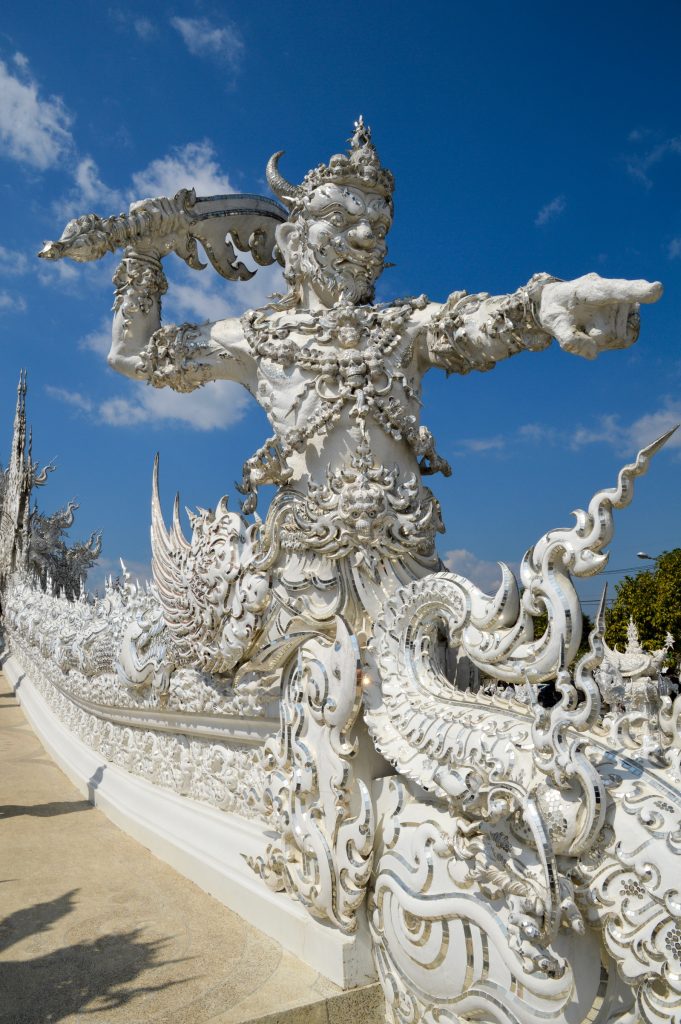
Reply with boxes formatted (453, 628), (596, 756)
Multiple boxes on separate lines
(0, 671), (383, 1024)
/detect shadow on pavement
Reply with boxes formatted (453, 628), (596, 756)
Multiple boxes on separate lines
(0, 891), (191, 1023)
(2, 674), (23, 693)
(0, 890), (80, 955)
(87, 765), (105, 802)
(0, 800), (92, 819)
(0, 930), (183, 1023)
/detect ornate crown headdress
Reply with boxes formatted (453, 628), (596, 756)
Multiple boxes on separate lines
(266, 117), (394, 214)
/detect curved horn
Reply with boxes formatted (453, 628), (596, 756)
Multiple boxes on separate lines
(266, 151), (305, 209)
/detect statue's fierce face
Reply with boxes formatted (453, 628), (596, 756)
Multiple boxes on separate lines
(277, 183), (392, 306)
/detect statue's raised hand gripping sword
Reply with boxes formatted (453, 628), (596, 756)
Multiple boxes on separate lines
(38, 187), (286, 279)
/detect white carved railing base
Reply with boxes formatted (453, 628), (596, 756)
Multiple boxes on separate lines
(4, 431), (681, 1020)
(1, 651), (376, 989)
(370, 777), (637, 1024)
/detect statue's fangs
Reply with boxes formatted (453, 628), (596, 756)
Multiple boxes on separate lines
(6, 118), (677, 1023)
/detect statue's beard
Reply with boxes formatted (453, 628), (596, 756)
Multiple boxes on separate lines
(285, 233), (383, 306)
(314, 259), (377, 305)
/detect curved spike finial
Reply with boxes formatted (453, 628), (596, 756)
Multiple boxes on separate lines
(595, 583), (608, 636)
(266, 151), (305, 210)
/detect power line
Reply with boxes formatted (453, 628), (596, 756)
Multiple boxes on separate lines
(597, 566), (648, 575)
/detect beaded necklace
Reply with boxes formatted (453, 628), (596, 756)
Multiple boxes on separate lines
(237, 298), (450, 513)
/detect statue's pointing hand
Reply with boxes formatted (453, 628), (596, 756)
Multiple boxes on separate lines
(537, 273), (663, 359)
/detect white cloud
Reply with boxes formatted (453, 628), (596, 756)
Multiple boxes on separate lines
(171, 16), (244, 70)
(568, 413), (623, 450)
(45, 386), (94, 412)
(517, 422), (558, 444)
(97, 396), (150, 426)
(235, 263), (286, 310)
(535, 195), (566, 227)
(167, 278), (232, 323)
(454, 435), (506, 454)
(57, 140), (237, 223)
(0, 291), (27, 313)
(622, 401), (681, 454)
(517, 402), (681, 459)
(99, 380), (251, 431)
(0, 56), (238, 234)
(626, 135), (681, 188)
(38, 253), (113, 299)
(78, 319), (111, 357)
(55, 155), (126, 219)
(131, 140), (236, 198)
(0, 56), (73, 170)
(134, 17), (155, 40)
(77, 156), (124, 208)
(443, 548), (517, 594)
(668, 238), (681, 260)
(475, 405), (681, 461)
(0, 245), (29, 275)
(109, 9), (156, 42)
(37, 258), (81, 288)
(48, 375), (251, 432)
(165, 260), (284, 323)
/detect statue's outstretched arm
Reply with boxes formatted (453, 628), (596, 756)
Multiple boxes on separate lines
(38, 189), (283, 393)
(109, 247), (256, 393)
(423, 272), (662, 374)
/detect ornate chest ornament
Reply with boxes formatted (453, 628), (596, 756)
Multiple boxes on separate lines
(239, 297), (451, 512)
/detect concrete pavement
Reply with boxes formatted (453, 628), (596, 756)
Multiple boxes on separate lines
(0, 671), (384, 1024)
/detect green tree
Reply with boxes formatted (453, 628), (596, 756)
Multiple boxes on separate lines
(606, 549), (681, 661)
(530, 610), (594, 665)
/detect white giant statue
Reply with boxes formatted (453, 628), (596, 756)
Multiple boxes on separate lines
(6, 119), (677, 1024)
(38, 118), (665, 678)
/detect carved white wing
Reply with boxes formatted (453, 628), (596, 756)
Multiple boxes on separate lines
(151, 455), (270, 675)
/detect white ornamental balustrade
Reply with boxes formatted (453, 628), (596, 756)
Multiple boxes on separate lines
(2, 119), (678, 1021)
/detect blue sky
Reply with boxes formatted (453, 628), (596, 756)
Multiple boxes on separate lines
(1, 1), (680, 607)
